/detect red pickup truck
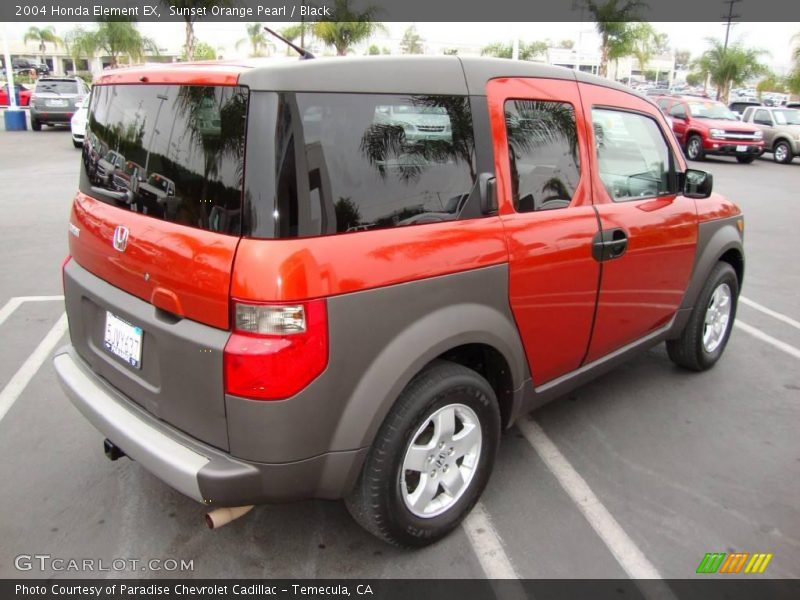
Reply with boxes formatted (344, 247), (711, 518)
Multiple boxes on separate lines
(55, 57), (744, 547)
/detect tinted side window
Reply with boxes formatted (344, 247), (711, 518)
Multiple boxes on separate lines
(250, 93), (476, 238)
(669, 103), (686, 119)
(504, 100), (580, 212)
(754, 109), (771, 124)
(657, 98), (672, 111)
(81, 85), (248, 235)
(592, 108), (674, 202)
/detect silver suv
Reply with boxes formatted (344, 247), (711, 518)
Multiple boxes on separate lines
(741, 106), (800, 164)
(30, 77), (89, 131)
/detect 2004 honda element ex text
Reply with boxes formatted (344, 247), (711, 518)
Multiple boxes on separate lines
(54, 56), (745, 547)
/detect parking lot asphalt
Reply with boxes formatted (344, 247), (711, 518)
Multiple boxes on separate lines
(0, 126), (798, 581)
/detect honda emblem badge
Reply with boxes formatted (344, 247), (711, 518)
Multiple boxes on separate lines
(112, 225), (129, 252)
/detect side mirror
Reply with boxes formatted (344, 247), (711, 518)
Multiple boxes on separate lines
(478, 172), (497, 215)
(682, 169), (713, 199)
(457, 172), (497, 218)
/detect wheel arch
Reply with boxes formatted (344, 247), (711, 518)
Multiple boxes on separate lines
(680, 216), (744, 313)
(772, 136), (792, 150)
(686, 129), (704, 144)
(330, 301), (529, 453)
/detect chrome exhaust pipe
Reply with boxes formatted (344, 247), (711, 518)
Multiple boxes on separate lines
(205, 505), (254, 529)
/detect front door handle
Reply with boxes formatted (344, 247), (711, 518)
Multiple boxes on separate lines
(592, 228), (628, 262)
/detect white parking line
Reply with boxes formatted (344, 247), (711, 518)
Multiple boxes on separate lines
(0, 295), (64, 328)
(463, 501), (520, 579)
(0, 313), (68, 423)
(517, 418), (663, 580)
(739, 296), (800, 332)
(735, 321), (800, 360)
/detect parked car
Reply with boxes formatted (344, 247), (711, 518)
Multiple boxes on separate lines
(373, 103), (453, 143)
(10, 58), (49, 76)
(728, 100), (762, 119)
(111, 160), (145, 193)
(70, 99), (88, 148)
(94, 149), (126, 187)
(0, 83), (32, 106)
(55, 57), (744, 547)
(660, 96), (764, 162)
(30, 77), (90, 131)
(740, 105), (800, 164)
(135, 173), (178, 218)
(785, 102), (800, 110)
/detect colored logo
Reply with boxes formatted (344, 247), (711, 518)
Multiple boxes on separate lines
(696, 552), (773, 574)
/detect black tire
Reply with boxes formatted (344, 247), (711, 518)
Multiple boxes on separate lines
(30, 118), (41, 131)
(72, 140), (82, 149)
(773, 140), (793, 164)
(667, 262), (739, 371)
(685, 134), (705, 161)
(345, 360), (500, 547)
(736, 156), (755, 164)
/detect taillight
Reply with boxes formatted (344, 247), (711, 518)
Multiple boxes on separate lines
(223, 299), (328, 400)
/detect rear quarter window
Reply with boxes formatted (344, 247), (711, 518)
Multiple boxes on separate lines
(245, 92), (477, 238)
(80, 84), (248, 235)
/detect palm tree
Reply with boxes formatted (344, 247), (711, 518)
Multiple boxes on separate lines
(160, 1), (230, 61)
(359, 96), (476, 183)
(23, 26), (62, 64)
(62, 27), (87, 73)
(400, 25), (424, 55)
(481, 41), (548, 61)
(172, 86), (248, 225)
(693, 39), (768, 103)
(237, 23), (274, 57)
(279, 23), (314, 55)
(582, 0), (645, 78)
(313, 0), (385, 56)
(630, 23), (656, 79)
(787, 33), (800, 95)
(70, 19), (158, 68)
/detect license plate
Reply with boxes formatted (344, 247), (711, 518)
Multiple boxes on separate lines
(103, 311), (143, 369)
(47, 99), (68, 107)
(736, 145), (747, 152)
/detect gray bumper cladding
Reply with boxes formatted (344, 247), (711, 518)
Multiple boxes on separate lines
(53, 348), (210, 502)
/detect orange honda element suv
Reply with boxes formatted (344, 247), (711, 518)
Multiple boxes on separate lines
(56, 57), (744, 546)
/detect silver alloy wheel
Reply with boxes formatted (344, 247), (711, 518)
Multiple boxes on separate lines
(400, 403), (482, 519)
(774, 143), (789, 163)
(703, 283), (732, 353)
(687, 137), (701, 159)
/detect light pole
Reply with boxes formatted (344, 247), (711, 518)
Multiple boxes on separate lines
(143, 92), (168, 176)
(3, 23), (26, 130)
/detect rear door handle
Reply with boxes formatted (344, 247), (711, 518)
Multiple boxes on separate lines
(592, 228), (628, 262)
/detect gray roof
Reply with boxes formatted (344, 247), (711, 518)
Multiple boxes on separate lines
(237, 55), (646, 100)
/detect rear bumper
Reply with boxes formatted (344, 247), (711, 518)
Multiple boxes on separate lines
(30, 109), (73, 123)
(54, 346), (367, 506)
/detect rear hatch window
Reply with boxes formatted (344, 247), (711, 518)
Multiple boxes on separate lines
(70, 84), (248, 331)
(81, 84), (247, 235)
(36, 80), (79, 94)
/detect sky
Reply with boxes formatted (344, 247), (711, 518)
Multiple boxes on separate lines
(4, 21), (799, 74)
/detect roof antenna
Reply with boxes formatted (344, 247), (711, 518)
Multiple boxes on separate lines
(263, 27), (315, 60)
